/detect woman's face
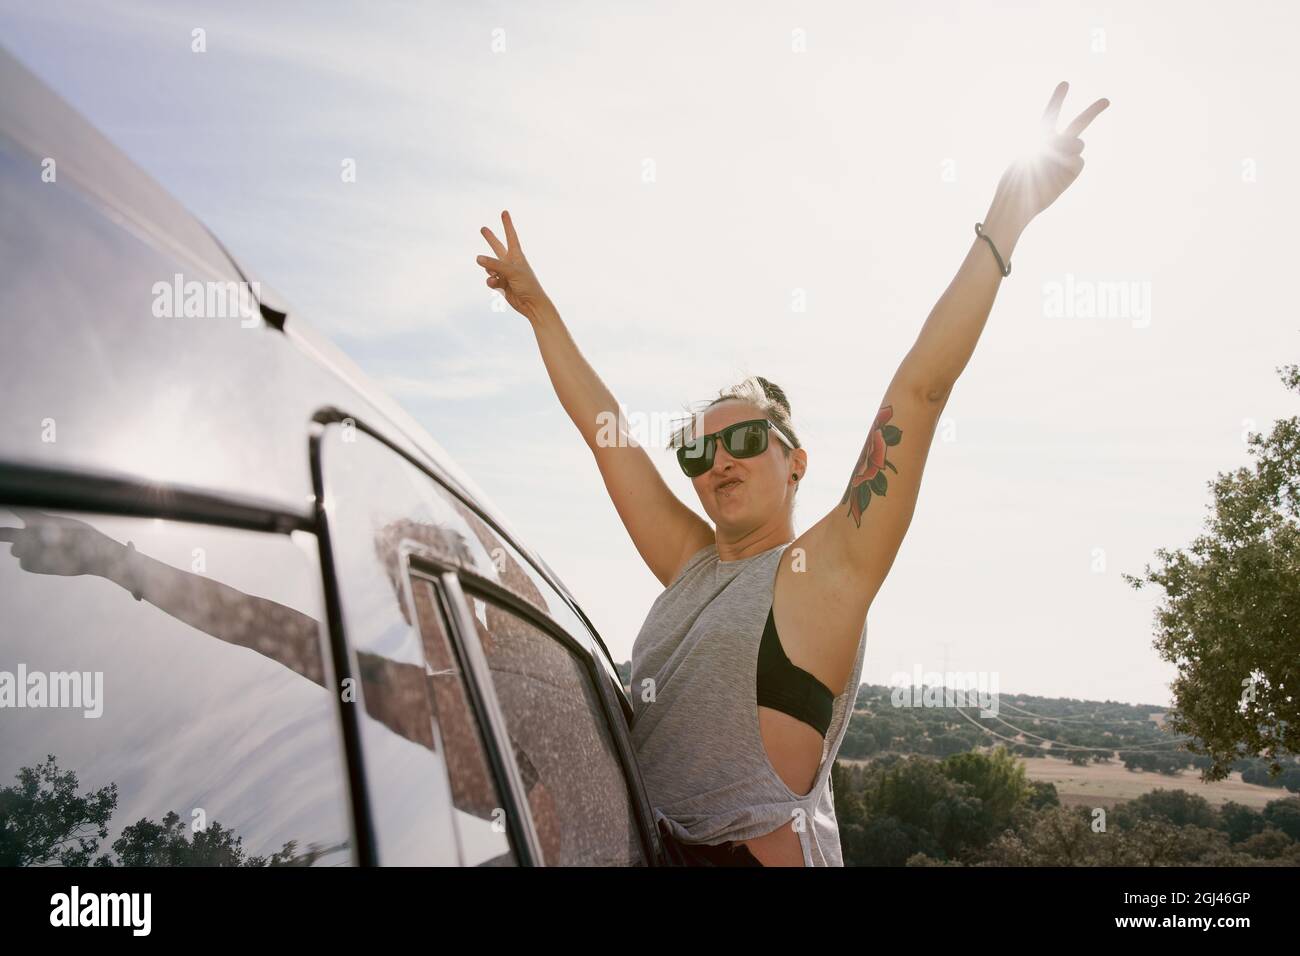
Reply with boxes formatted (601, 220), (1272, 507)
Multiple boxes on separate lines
(688, 400), (803, 531)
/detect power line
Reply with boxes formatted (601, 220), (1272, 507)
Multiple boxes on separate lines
(977, 710), (1195, 752)
(863, 689), (1193, 749)
(998, 698), (1177, 729)
(949, 706), (1196, 757)
(997, 699), (1107, 724)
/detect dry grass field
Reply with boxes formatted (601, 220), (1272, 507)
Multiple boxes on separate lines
(837, 754), (1288, 810)
(1016, 758), (1284, 810)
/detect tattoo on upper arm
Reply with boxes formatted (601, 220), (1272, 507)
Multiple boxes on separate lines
(839, 405), (903, 528)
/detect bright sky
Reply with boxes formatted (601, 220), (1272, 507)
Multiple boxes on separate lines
(4, 0), (1295, 706)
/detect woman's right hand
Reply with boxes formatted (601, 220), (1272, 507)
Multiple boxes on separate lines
(0, 508), (124, 577)
(476, 210), (551, 322)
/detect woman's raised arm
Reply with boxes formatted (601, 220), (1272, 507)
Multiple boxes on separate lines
(802, 82), (1110, 615)
(475, 211), (712, 587)
(897, 82), (1109, 402)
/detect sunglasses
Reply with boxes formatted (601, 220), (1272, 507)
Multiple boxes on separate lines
(676, 418), (796, 478)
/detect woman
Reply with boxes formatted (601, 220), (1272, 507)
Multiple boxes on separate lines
(474, 81), (1108, 866)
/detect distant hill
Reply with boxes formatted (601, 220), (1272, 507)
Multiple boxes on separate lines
(839, 682), (1300, 790)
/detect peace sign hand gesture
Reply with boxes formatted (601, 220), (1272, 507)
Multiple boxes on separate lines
(475, 210), (553, 323)
(993, 81), (1110, 231)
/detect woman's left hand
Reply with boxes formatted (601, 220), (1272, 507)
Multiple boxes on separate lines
(991, 81), (1109, 231)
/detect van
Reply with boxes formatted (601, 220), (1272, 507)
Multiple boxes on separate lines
(0, 45), (661, 867)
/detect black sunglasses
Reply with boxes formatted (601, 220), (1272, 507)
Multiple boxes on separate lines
(676, 418), (795, 478)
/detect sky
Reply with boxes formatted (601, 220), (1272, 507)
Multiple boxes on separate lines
(2, 0), (1295, 707)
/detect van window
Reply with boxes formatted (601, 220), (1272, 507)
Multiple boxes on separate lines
(0, 509), (352, 866)
(461, 592), (645, 866)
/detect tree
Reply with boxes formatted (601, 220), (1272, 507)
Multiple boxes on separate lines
(113, 812), (299, 866)
(857, 757), (981, 860)
(928, 792), (991, 858)
(1217, 801), (1266, 844)
(0, 755), (116, 867)
(1026, 780), (1061, 811)
(1123, 752), (1160, 773)
(941, 747), (1031, 835)
(856, 815), (930, 866)
(865, 756), (962, 830)
(1117, 820), (1230, 866)
(0, 756), (310, 867)
(1115, 788), (1217, 829)
(989, 805), (1099, 866)
(1124, 364), (1300, 780)
(1240, 828), (1294, 860)
(1154, 755), (1186, 776)
(1262, 797), (1300, 841)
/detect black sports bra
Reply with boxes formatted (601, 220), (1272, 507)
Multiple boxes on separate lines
(756, 603), (834, 737)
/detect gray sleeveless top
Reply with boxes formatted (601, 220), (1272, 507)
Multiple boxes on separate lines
(629, 540), (869, 866)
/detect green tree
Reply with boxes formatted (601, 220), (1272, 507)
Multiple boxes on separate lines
(1124, 364), (1300, 780)
(1262, 797), (1300, 841)
(861, 751), (1030, 858)
(982, 805), (1100, 866)
(0, 756), (311, 867)
(941, 746), (1031, 833)
(113, 811), (299, 866)
(856, 815), (930, 866)
(0, 755), (117, 867)
(1117, 819), (1230, 866)
(1217, 801), (1266, 844)
(1115, 788), (1218, 829)
(865, 756), (959, 829)
(1026, 780), (1061, 811)
(1240, 828), (1293, 860)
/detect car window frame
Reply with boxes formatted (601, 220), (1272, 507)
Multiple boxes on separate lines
(309, 409), (662, 866)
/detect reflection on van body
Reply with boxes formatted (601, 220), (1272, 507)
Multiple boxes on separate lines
(0, 511), (351, 866)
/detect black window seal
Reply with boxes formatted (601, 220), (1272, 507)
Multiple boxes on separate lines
(0, 461), (310, 533)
